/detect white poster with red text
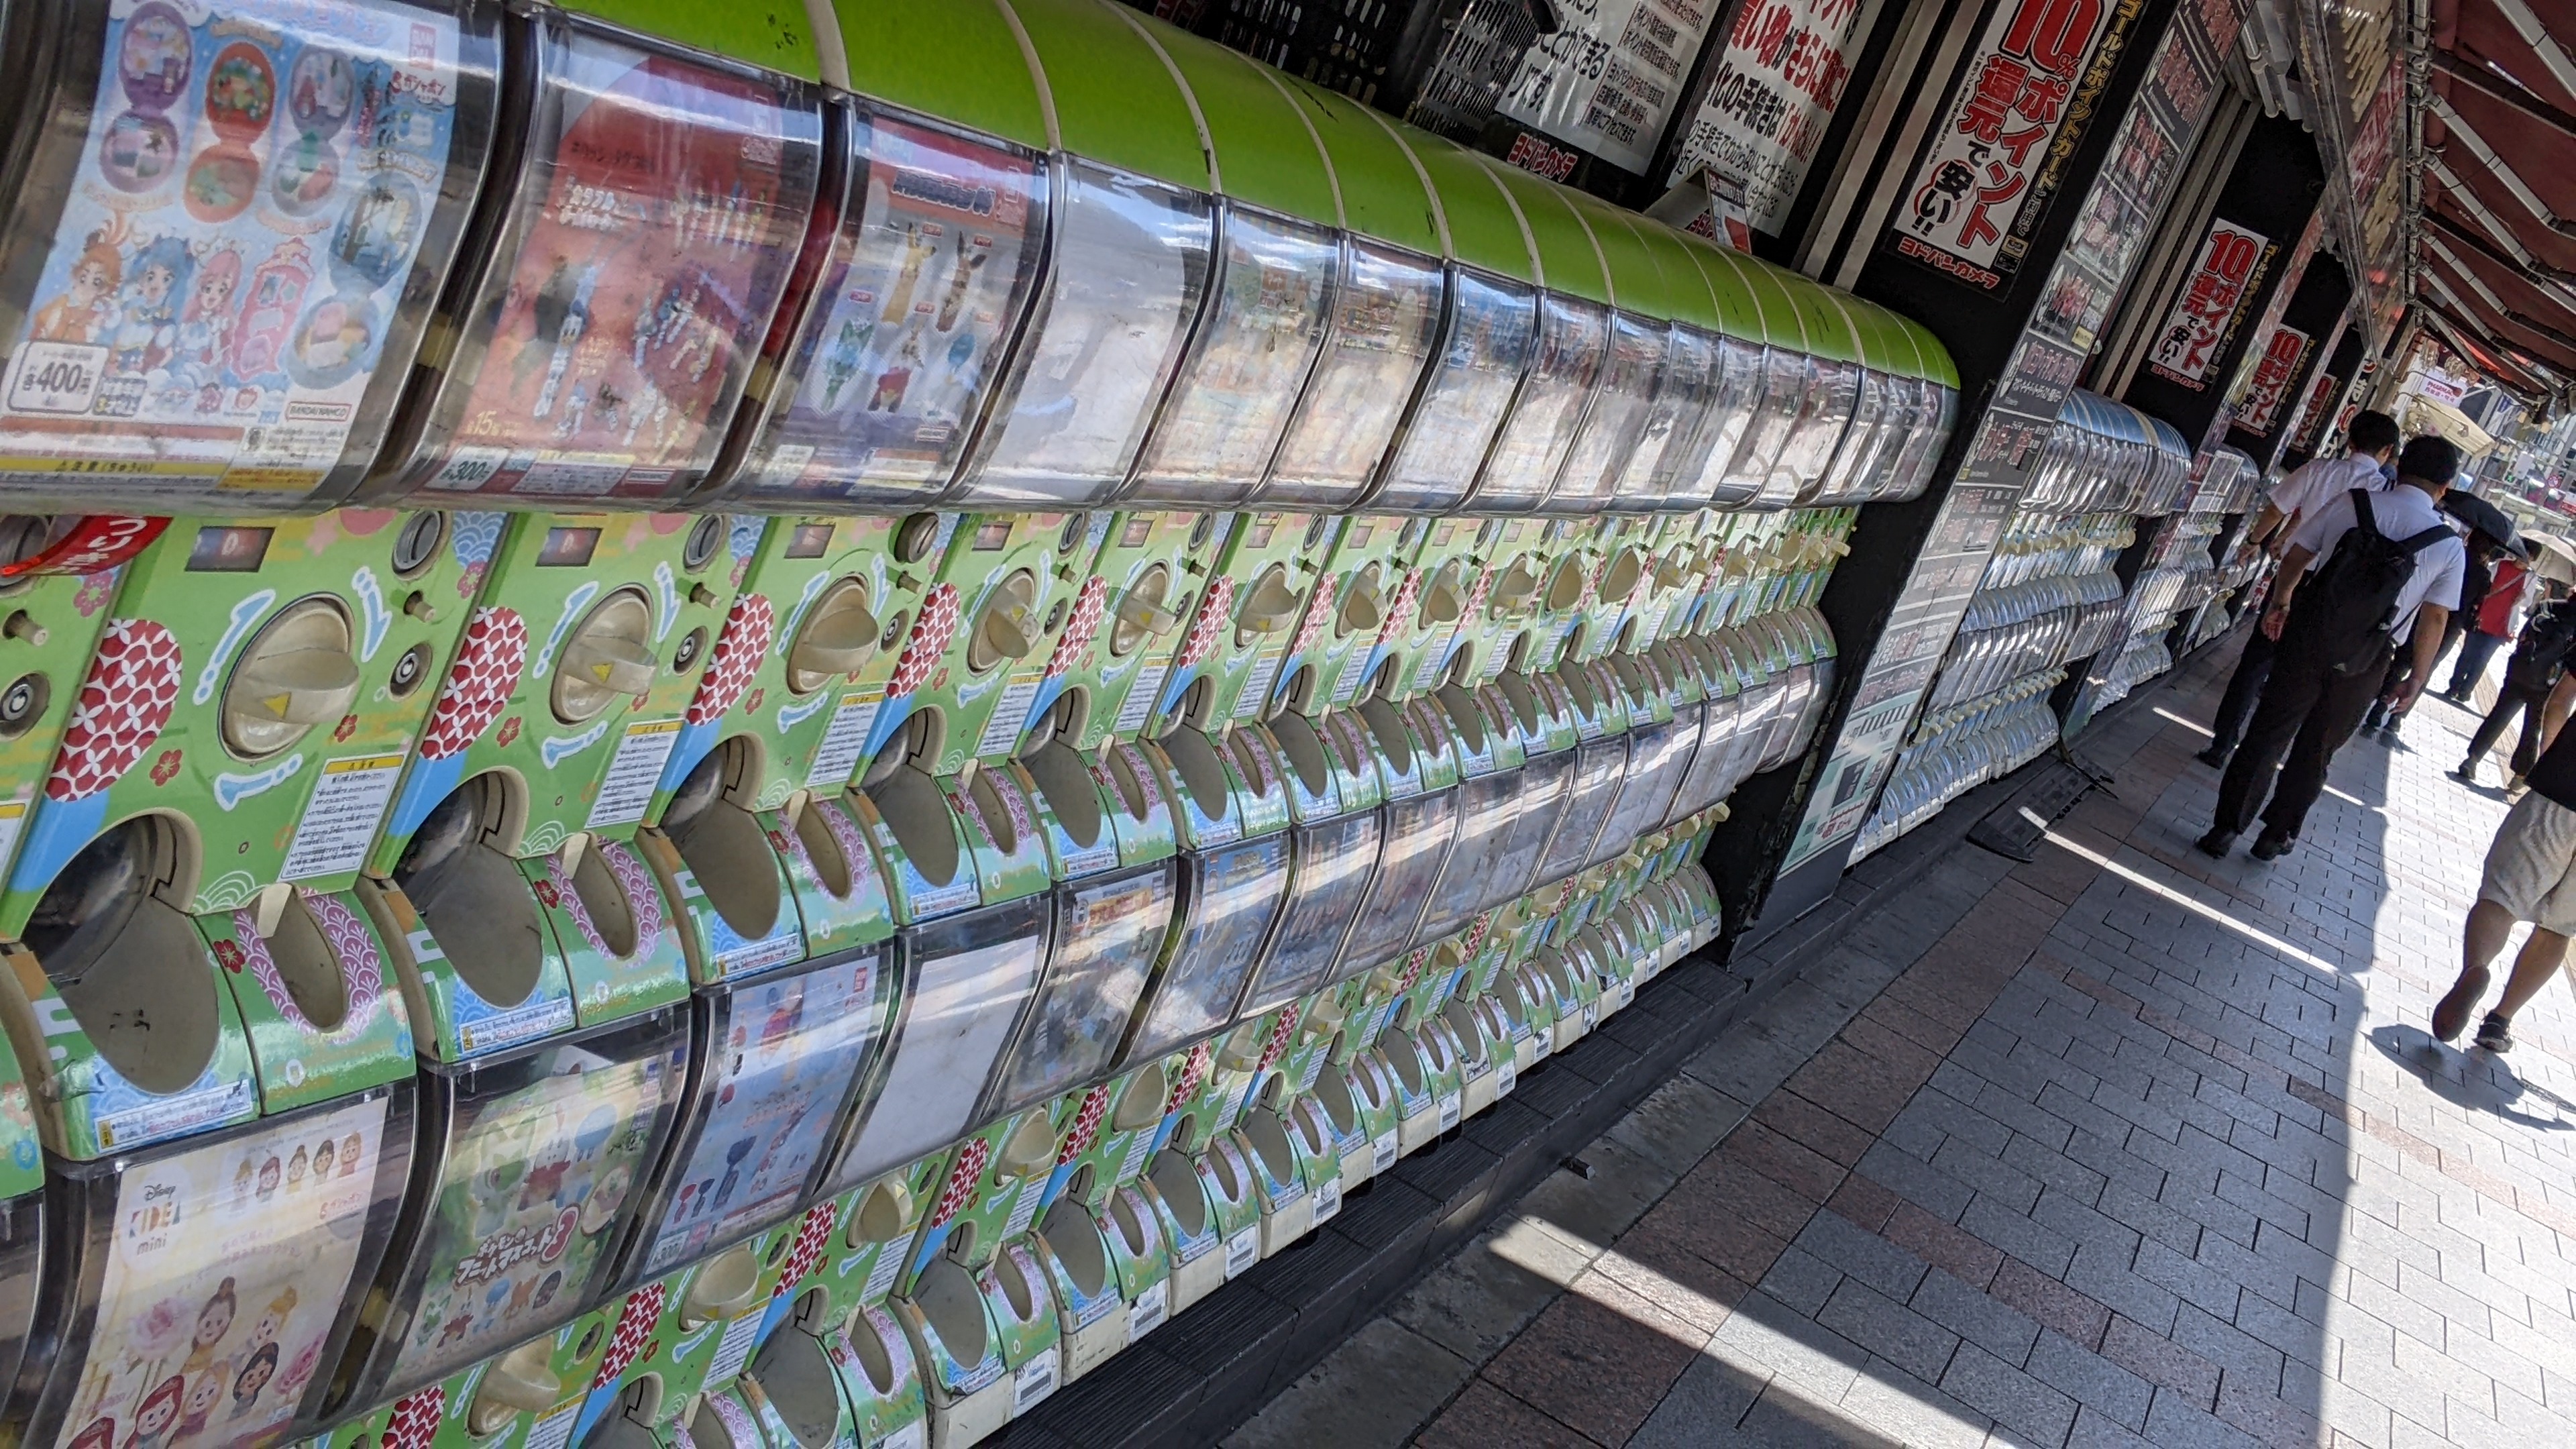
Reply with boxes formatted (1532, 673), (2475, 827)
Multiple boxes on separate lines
(1668, 0), (1886, 235)
(2148, 219), (2271, 388)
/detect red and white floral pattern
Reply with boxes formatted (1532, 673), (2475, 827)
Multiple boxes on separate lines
(888, 584), (959, 697)
(686, 595), (775, 724)
(1291, 574), (1334, 656)
(382, 1387), (444, 1449)
(590, 1281), (667, 1388)
(1175, 576), (1233, 669)
(1044, 576), (1108, 678)
(1169, 1041), (1212, 1111)
(1058, 1084), (1110, 1165)
(419, 608), (528, 761)
(774, 1199), (837, 1293)
(1256, 1002), (1298, 1075)
(1380, 570), (1421, 645)
(48, 617), (180, 801)
(927, 1136), (991, 1228)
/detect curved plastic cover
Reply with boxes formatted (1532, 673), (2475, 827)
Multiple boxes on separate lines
(629, 947), (892, 1279)
(1239, 810), (1378, 1015)
(1628, 324), (1717, 506)
(985, 863), (1174, 1118)
(1258, 238), (1444, 509)
(1472, 292), (1607, 512)
(372, 1011), (689, 1398)
(953, 160), (1212, 507)
(827, 894), (1048, 1193)
(1589, 718), (1688, 868)
(378, 15), (820, 504)
(1335, 789), (1459, 977)
(730, 109), (1047, 508)
(1484, 746), (1572, 907)
(1546, 310), (1665, 513)
(1675, 334), (1764, 508)
(38, 1093), (398, 1449)
(1124, 205), (1334, 506)
(1127, 832), (1291, 1062)
(1778, 356), (1858, 505)
(1417, 766), (1519, 943)
(1536, 737), (1626, 885)
(0, 0), (493, 511)
(1373, 267), (1536, 513)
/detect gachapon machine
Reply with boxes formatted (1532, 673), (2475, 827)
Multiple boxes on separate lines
(1692, 244), (1809, 512)
(1232, 703), (1380, 1026)
(1809, 297), (1904, 508)
(934, 0), (1216, 513)
(0, 521), (151, 909)
(11, 1087), (413, 1449)
(632, 515), (921, 986)
(1119, 727), (1289, 1083)
(1537, 205), (1676, 519)
(0, 511), (474, 1146)
(570, 1209), (818, 1449)
(1326, 701), (1460, 983)
(1144, 509), (1324, 739)
(0, 0), (500, 513)
(1771, 272), (1862, 508)
(1458, 163), (1612, 518)
(1360, 133), (1540, 519)
(1656, 239), (1771, 513)
(362, 3), (822, 507)
(1605, 222), (1731, 513)
(1246, 80), (1446, 515)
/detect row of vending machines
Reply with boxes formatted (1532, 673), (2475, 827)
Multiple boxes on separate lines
(0, 0), (1962, 1446)
(1851, 392), (2193, 860)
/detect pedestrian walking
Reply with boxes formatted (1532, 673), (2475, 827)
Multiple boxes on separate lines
(2445, 548), (2532, 702)
(2198, 436), (2467, 861)
(2199, 411), (2402, 767)
(2452, 584), (2576, 788)
(2363, 531), (2504, 739)
(2435, 665), (2576, 1052)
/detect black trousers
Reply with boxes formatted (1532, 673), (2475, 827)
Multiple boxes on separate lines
(2211, 627), (2392, 839)
(2207, 624), (2277, 755)
(2465, 681), (2553, 776)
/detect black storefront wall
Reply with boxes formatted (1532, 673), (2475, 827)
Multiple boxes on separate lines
(2224, 256), (2354, 471)
(1699, 0), (2251, 952)
(2279, 327), (2370, 472)
(2121, 111), (2328, 444)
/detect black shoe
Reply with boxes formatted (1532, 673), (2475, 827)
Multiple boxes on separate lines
(2194, 828), (2236, 858)
(2433, 967), (2491, 1042)
(2451, 763), (2481, 785)
(2475, 1012), (2514, 1053)
(2195, 747), (2231, 769)
(2249, 830), (2294, 861)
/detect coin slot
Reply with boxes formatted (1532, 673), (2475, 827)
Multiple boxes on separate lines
(967, 568), (1041, 674)
(661, 742), (780, 942)
(749, 1289), (842, 1448)
(395, 773), (545, 1007)
(786, 576), (879, 694)
(392, 512), (445, 576)
(553, 586), (658, 724)
(847, 1179), (915, 1250)
(223, 596), (360, 759)
(895, 513), (942, 563)
(1112, 1065), (1169, 1132)
(683, 516), (724, 572)
(23, 814), (217, 1093)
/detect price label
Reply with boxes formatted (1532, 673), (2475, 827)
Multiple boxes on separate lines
(588, 718), (682, 827)
(5, 341), (107, 414)
(977, 674), (1044, 756)
(1224, 1225), (1261, 1278)
(1371, 1130), (1397, 1173)
(806, 691), (880, 788)
(1311, 1176), (1342, 1224)
(428, 445), (511, 492)
(1438, 1091), (1462, 1132)
(1128, 1280), (1169, 1337)
(1012, 1346), (1059, 1413)
(1114, 661), (1169, 735)
(1236, 650), (1283, 720)
(704, 1305), (768, 1386)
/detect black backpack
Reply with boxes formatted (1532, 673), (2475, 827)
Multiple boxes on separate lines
(2293, 490), (2456, 675)
(2508, 600), (2576, 692)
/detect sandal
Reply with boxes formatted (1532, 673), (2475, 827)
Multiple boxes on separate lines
(2476, 1012), (2514, 1054)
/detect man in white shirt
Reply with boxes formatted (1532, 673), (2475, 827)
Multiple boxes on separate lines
(2199, 410), (2401, 766)
(2199, 435), (2469, 860)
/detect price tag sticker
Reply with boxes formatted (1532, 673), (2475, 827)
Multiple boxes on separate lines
(1371, 1130), (1398, 1173)
(1224, 1225), (1261, 1278)
(1128, 1281), (1168, 1338)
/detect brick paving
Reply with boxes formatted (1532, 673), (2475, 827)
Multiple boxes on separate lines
(1228, 640), (2576, 1448)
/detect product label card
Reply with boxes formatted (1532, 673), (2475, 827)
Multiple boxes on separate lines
(588, 717), (682, 828)
(805, 691), (880, 788)
(278, 752), (404, 881)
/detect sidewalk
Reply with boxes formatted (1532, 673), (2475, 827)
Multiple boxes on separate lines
(1231, 637), (2576, 1448)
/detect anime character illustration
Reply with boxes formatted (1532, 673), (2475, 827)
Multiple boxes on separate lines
(818, 313), (875, 411)
(935, 230), (986, 332)
(310, 1137), (335, 1180)
(32, 231), (123, 343)
(285, 1144), (309, 1193)
(224, 1344), (278, 1420)
(171, 1375), (223, 1442)
(122, 1376), (186, 1449)
(867, 331), (922, 413)
(527, 263), (596, 418)
(255, 1155), (280, 1199)
(109, 236), (193, 377)
(881, 223), (938, 319)
(67, 1418), (116, 1449)
(340, 1130), (363, 1175)
(182, 1277), (239, 1375)
(171, 246), (241, 399)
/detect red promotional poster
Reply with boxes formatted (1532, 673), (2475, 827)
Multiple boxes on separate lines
(2237, 325), (2310, 433)
(1893, 0), (2131, 290)
(413, 32), (815, 500)
(2147, 219), (2271, 388)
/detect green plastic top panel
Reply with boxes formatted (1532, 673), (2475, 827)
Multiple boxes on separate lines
(570, 0), (822, 80)
(1822, 293), (1885, 372)
(1900, 315), (1960, 388)
(1279, 79), (1444, 255)
(1854, 299), (1924, 380)
(1127, 14), (1338, 223)
(1709, 244), (1803, 352)
(1572, 201), (1674, 320)
(1767, 266), (1860, 365)
(1672, 236), (1766, 341)
(1475, 160), (1612, 305)
(1628, 223), (1723, 333)
(1005, 0), (1214, 191)
(1395, 130), (1540, 283)
(828, 0), (1051, 149)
